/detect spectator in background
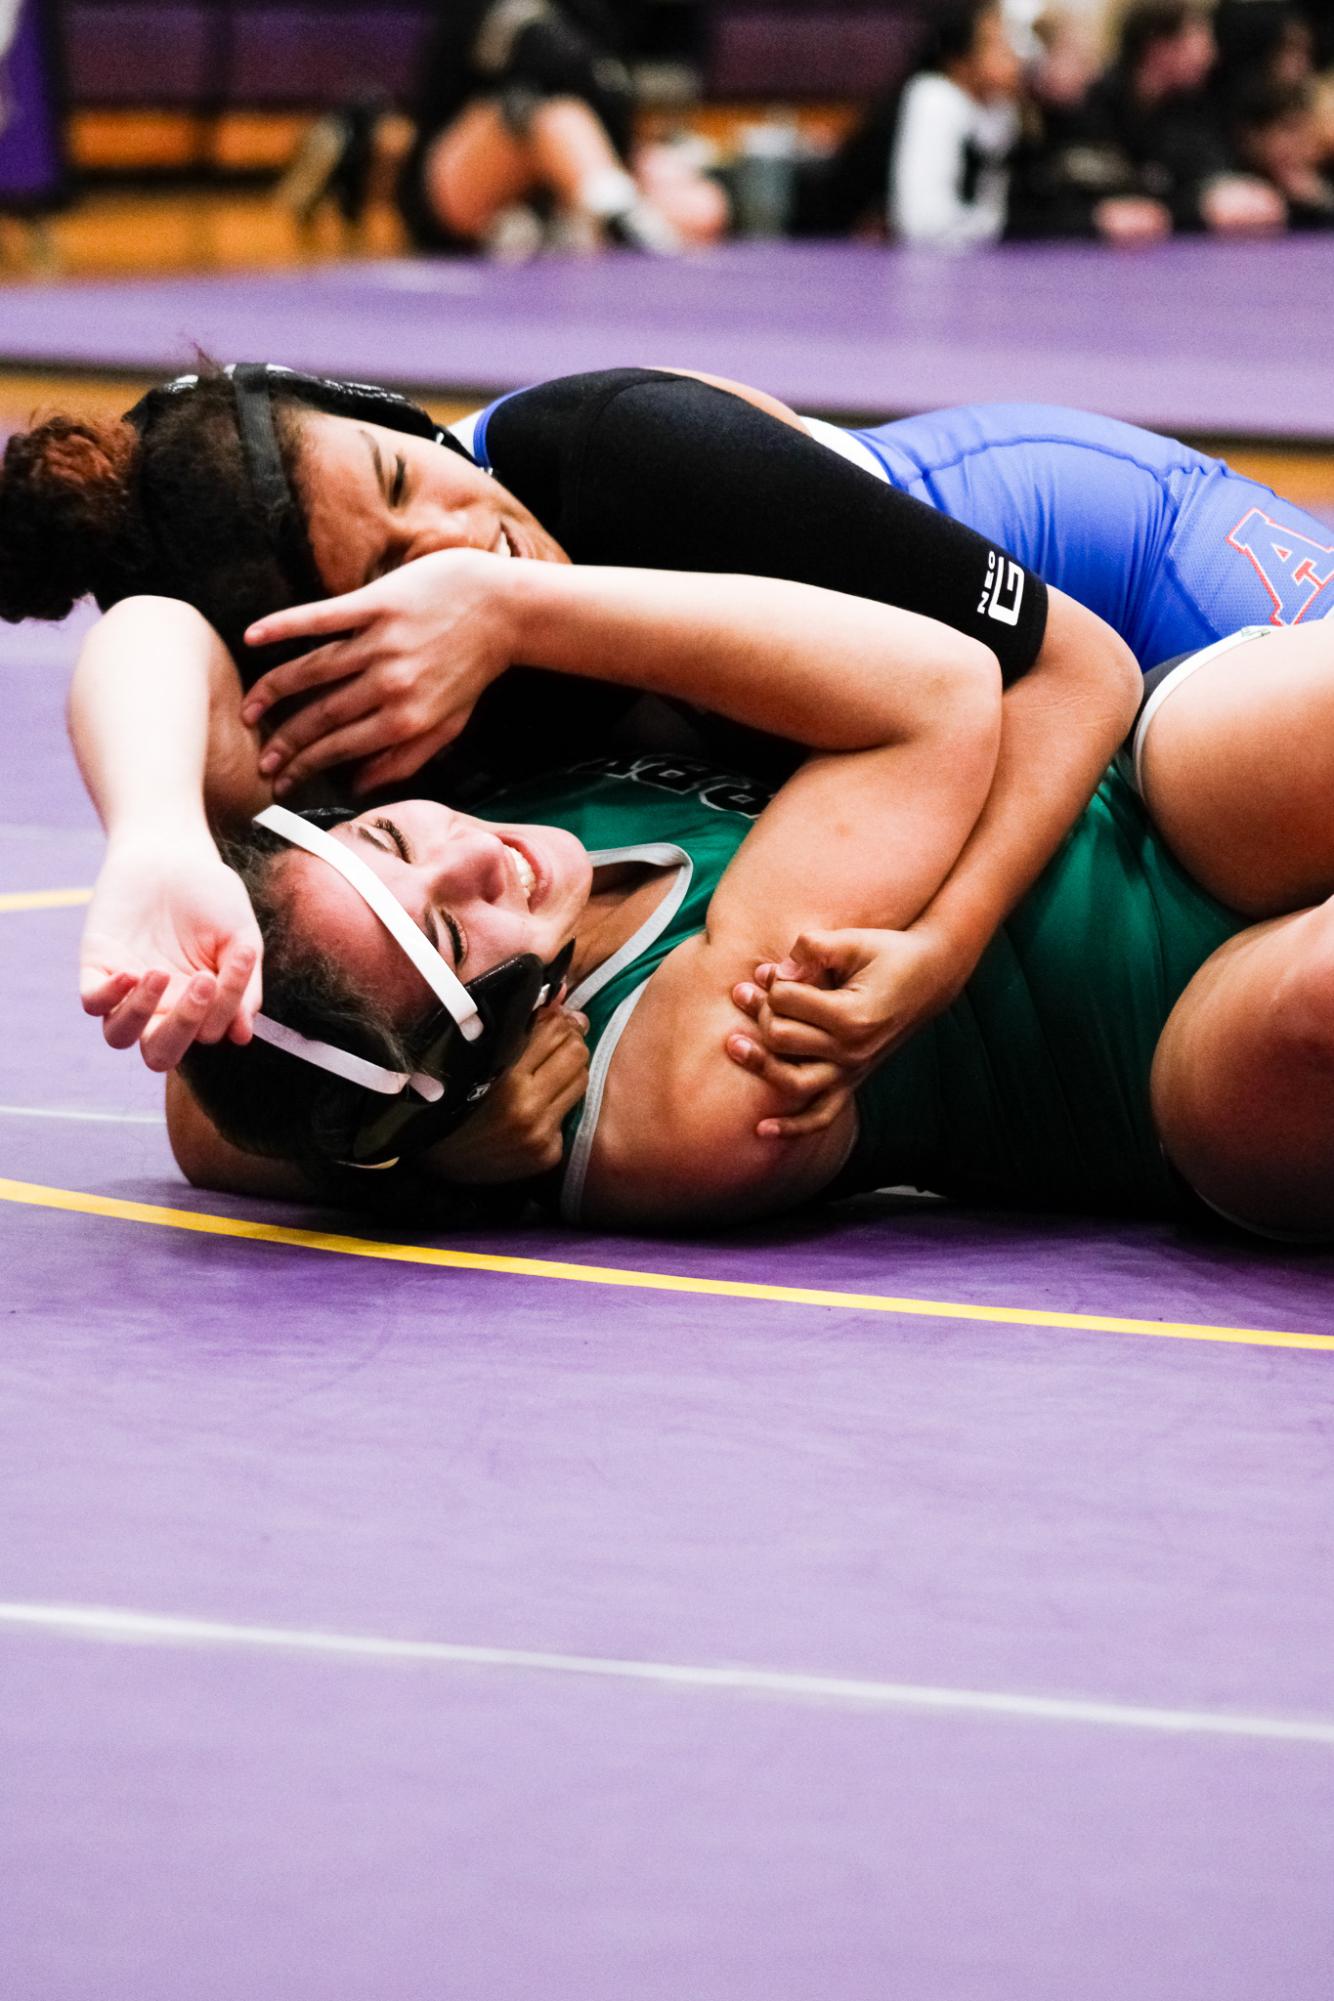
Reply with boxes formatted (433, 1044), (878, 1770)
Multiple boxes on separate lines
(889, 0), (1025, 245)
(1007, 6), (1174, 241)
(395, 1), (725, 256)
(1079, 2), (1287, 231)
(1230, 77), (1334, 221)
(793, 0), (1023, 247)
(1214, 0), (1316, 110)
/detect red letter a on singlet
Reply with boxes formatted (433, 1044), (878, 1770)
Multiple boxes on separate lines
(1227, 508), (1334, 625)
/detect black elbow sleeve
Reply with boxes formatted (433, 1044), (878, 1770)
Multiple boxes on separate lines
(489, 371), (1048, 683)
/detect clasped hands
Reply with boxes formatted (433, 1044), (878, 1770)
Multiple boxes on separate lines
(725, 923), (962, 1136)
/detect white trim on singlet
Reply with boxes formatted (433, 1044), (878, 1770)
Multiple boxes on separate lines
(799, 415), (889, 483)
(565, 841), (693, 1011)
(1126, 625), (1273, 795)
(560, 840), (693, 1221)
(448, 410), (483, 460)
(561, 983), (652, 1222)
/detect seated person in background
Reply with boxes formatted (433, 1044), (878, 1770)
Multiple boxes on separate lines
(1006, 3), (1175, 241)
(888, 0), (1024, 247)
(1230, 78), (1334, 223)
(1213, 0), (1316, 112)
(397, 0), (725, 256)
(1073, 0), (1287, 233)
(792, 0), (1023, 248)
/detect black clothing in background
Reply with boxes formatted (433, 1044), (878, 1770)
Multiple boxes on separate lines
(1069, 67), (1233, 231)
(1005, 97), (1142, 239)
(791, 92), (901, 236)
(400, 3), (645, 249)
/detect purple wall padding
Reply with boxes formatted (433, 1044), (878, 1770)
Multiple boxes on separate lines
(63, 0), (430, 108)
(224, 10), (428, 105)
(706, 4), (925, 97)
(0, 0), (67, 205)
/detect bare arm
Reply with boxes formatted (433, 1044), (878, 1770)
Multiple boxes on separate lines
(667, 379), (1141, 1083)
(672, 375), (1142, 988)
(584, 635), (1003, 1227)
(903, 586), (1140, 998)
(68, 598), (272, 1064)
(69, 594), (271, 836)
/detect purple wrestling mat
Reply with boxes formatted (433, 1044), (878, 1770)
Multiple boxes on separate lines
(2, 236), (1333, 441)
(5, 614), (1334, 2000)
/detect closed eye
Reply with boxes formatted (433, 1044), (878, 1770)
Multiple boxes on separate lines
(370, 816), (466, 966)
(390, 454), (407, 507)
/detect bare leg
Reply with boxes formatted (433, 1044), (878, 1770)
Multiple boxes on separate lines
(420, 100), (535, 241)
(526, 96), (631, 206)
(1139, 621), (1334, 915)
(633, 141), (730, 246)
(419, 95), (682, 251)
(1151, 896), (1334, 1237)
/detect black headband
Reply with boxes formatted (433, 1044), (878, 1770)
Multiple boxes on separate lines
(123, 362), (476, 607)
(229, 363), (326, 603)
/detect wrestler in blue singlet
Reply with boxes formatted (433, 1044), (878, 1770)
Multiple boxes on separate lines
(811, 404), (1334, 668)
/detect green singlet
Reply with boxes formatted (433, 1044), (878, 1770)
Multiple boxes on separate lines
(481, 750), (1245, 1224)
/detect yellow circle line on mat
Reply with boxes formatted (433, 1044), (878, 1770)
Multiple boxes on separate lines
(0, 887), (93, 912)
(1, 1174), (1329, 1350)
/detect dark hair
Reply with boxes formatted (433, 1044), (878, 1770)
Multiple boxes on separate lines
(1215, 0), (1308, 82)
(1118, 3), (1205, 73)
(1231, 76), (1312, 137)
(916, 0), (1000, 74)
(181, 828), (437, 1168)
(183, 829), (543, 1226)
(0, 366), (310, 670)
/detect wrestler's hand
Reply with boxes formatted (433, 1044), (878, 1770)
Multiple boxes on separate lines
(726, 925), (961, 1137)
(79, 831), (263, 1071)
(421, 1004), (589, 1184)
(239, 547), (520, 796)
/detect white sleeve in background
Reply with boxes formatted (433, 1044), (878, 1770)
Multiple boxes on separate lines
(890, 73), (1016, 249)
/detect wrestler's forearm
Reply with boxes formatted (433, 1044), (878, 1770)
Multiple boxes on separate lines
(906, 590), (1141, 982)
(68, 597), (214, 841)
(506, 561), (1002, 751)
(68, 596), (269, 837)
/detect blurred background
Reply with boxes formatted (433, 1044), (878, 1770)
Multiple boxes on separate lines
(1, 1), (1332, 496)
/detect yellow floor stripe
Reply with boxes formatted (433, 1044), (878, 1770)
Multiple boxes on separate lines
(2, 1174), (1329, 1351)
(0, 887), (92, 912)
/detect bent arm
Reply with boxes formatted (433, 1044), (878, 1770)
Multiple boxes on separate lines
(585, 621), (1004, 1227)
(901, 587), (1140, 1001)
(506, 367), (1140, 975)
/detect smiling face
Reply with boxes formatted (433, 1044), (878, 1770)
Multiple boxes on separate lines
(297, 413), (571, 596)
(284, 800), (593, 1022)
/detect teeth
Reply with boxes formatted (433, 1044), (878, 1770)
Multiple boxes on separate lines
(493, 526), (512, 557)
(509, 846), (535, 901)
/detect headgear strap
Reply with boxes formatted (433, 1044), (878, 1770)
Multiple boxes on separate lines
(251, 804), (486, 1108)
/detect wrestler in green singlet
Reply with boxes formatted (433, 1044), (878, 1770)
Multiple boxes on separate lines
(480, 748), (1245, 1224)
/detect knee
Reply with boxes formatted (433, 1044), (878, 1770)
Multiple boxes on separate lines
(1270, 902), (1334, 1069)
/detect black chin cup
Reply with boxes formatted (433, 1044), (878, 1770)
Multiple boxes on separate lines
(338, 939), (576, 1169)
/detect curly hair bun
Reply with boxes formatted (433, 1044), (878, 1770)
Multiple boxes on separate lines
(0, 416), (149, 624)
